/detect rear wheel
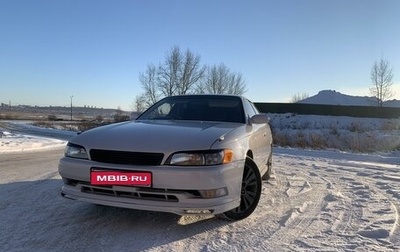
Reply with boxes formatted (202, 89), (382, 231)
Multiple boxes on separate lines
(218, 159), (261, 221)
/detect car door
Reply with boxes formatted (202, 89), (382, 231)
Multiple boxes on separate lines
(251, 102), (272, 164)
(243, 99), (271, 170)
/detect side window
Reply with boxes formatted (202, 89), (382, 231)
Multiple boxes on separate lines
(250, 102), (260, 114)
(146, 102), (172, 119)
(243, 99), (257, 118)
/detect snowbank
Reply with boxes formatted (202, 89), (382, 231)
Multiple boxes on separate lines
(268, 113), (400, 152)
(0, 131), (66, 153)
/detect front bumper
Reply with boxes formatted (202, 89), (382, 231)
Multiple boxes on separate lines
(58, 157), (244, 215)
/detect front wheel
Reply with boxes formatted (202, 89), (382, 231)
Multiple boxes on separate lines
(218, 160), (262, 221)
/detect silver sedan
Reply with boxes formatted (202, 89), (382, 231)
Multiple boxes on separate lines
(59, 95), (273, 220)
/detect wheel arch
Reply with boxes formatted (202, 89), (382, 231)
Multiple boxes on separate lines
(246, 150), (254, 161)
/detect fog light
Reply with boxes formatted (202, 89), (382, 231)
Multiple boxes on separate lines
(199, 188), (228, 198)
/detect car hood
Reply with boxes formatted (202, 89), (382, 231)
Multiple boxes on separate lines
(70, 120), (241, 153)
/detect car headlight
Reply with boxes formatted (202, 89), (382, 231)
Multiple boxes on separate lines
(167, 149), (233, 166)
(65, 143), (88, 159)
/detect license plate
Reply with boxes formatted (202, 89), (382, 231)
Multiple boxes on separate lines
(90, 170), (152, 187)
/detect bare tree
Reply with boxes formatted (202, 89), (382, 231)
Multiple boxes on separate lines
(227, 71), (246, 95)
(199, 63), (246, 95)
(138, 46), (205, 105)
(290, 92), (309, 103)
(370, 58), (394, 107)
(178, 49), (206, 95)
(137, 46), (247, 107)
(201, 64), (227, 94)
(158, 47), (182, 97)
(139, 64), (160, 107)
(151, 46), (206, 97)
(133, 94), (147, 112)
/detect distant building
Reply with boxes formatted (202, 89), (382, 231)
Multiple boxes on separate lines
(1, 103), (10, 109)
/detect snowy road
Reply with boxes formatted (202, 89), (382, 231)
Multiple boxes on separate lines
(1, 146), (399, 251)
(0, 121), (76, 141)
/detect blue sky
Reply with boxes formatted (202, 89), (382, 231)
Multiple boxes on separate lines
(1, 0), (399, 110)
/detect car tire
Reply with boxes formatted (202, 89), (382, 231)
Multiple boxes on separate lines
(262, 151), (272, 180)
(218, 159), (262, 221)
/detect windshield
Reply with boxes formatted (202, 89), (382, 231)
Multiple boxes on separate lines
(137, 96), (245, 123)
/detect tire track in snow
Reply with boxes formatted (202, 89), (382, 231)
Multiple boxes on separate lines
(267, 154), (400, 251)
(252, 160), (330, 251)
(323, 162), (400, 247)
(302, 156), (400, 250)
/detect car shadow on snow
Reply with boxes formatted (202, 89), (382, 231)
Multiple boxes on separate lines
(0, 178), (232, 251)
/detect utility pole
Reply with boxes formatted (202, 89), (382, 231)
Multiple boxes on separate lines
(70, 95), (74, 121)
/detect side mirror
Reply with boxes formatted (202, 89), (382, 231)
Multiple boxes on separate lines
(249, 114), (269, 124)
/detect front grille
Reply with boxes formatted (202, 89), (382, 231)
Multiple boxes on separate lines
(90, 149), (164, 165)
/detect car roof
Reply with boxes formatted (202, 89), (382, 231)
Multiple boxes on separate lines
(166, 94), (246, 100)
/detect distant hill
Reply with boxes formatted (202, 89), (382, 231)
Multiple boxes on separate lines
(298, 90), (400, 107)
(382, 99), (400, 108)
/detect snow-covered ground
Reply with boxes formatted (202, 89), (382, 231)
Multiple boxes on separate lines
(0, 121), (77, 141)
(0, 131), (66, 153)
(0, 121), (75, 153)
(268, 113), (400, 152)
(1, 120), (400, 251)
